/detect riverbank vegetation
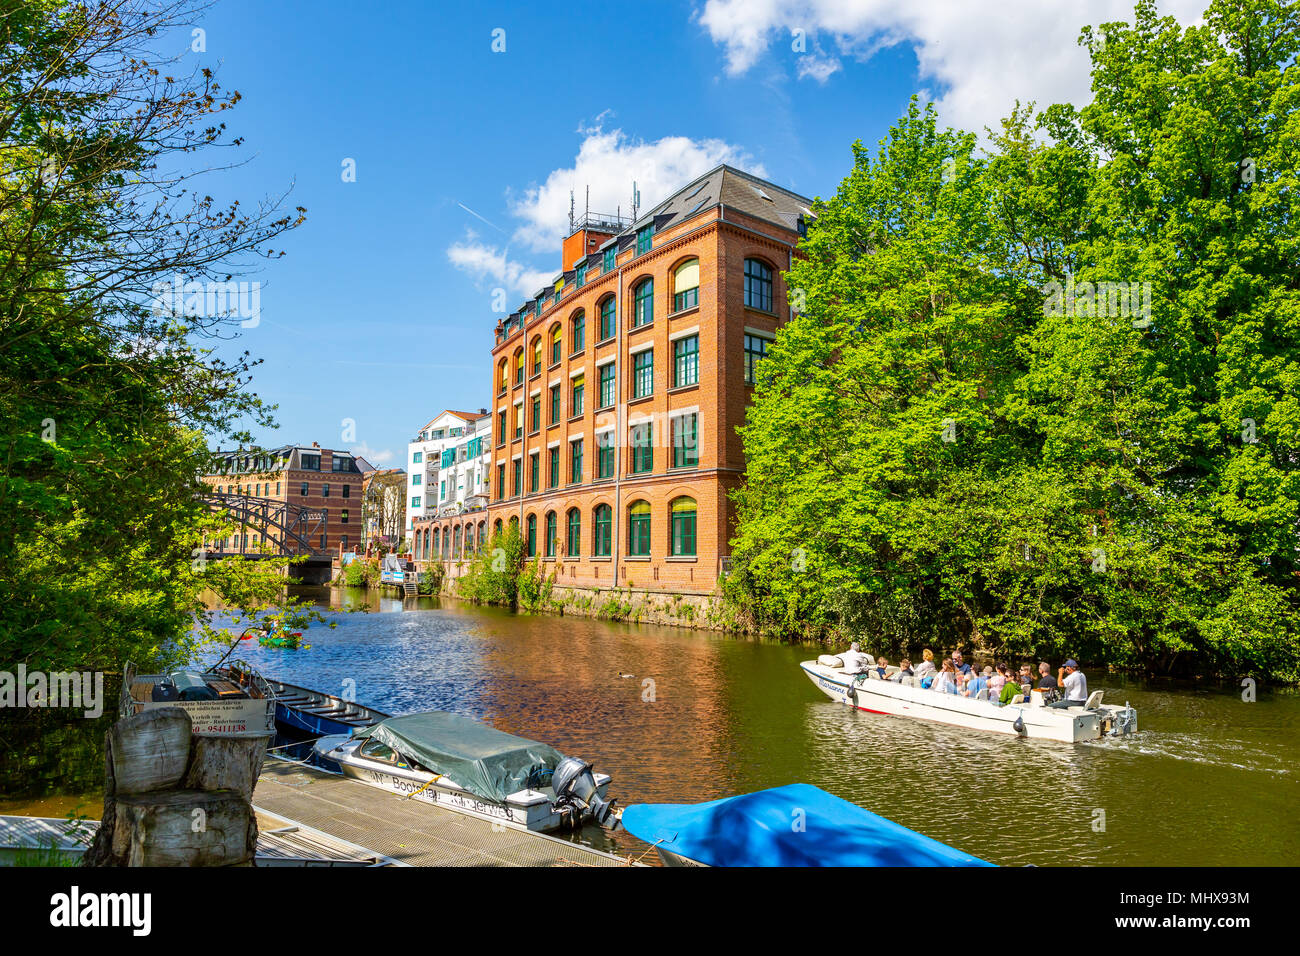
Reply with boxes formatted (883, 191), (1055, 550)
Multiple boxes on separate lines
(0, 1), (309, 671)
(727, 0), (1300, 681)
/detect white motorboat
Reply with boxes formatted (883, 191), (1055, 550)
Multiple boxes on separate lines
(801, 659), (1137, 743)
(312, 710), (615, 833)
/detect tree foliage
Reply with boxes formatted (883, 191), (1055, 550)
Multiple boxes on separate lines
(728, 0), (1300, 680)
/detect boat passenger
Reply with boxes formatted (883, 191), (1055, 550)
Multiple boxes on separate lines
(933, 660), (959, 694)
(890, 659), (914, 682)
(840, 641), (871, 676)
(914, 649), (937, 687)
(1018, 664), (1034, 688)
(1048, 659), (1088, 708)
(875, 656), (889, 678)
(963, 666), (991, 698)
(996, 664), (1023, 705)
(1036, 661), (1057, 690)
(988, 664), (1007, 697)
(950, 650), (972, 677)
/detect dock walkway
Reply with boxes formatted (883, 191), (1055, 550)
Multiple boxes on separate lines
(252, 758), (633, 867)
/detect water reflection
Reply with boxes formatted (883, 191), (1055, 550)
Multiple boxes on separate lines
(5, 585), (1298, 867)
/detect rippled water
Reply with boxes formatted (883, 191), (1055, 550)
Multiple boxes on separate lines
(3, 587), (1296, 866)
(214, 588), (1299, 867)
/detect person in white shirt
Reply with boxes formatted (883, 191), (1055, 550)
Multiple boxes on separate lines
(840, 641), (870, 675)
(1049, 659), (1088, 708)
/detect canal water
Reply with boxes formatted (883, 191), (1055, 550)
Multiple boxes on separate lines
(4, 586), (1297, 866)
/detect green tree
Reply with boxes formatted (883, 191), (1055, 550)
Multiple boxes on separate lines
(729, 0), (1300, 681)
(0, 0), (307, 671)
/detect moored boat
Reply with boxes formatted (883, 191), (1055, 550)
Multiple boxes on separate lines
(121, 660), (276, 736)
(313, 710), (616, 833)
(801, 659), (1137, 743)
(619, 783), (992, 867)
(239, 672), (391, 738)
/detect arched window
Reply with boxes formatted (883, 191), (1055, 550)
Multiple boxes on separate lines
(633, 278), (654, 328)
(628, 501), (652, 556)
(593, 504), (612, 557)
(599, 295), (616, 341)
(433, 528), (440, 555)
(544, 511), (557, 557)
(566, 508), (581, 557)
(464, 524), (474, 553)
(550, 325), (563, 365)
(514, 349), (525, 385)
(531, 337), (542, 376)
(571, 311), (585, 352)
(673, 258), (699, 311)
(453, 526), (461, 556)
(743, 258), (773, 312)
(670, 497), (697, 557)
(526, 514), (537, 557)
(499, 359), (508, 393)
(493, 518), (503, 539)
(478, 520), (486, 550)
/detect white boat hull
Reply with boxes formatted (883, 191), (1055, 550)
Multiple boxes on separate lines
(801, 662), (1137, 744)
(314, 737), (611, 833)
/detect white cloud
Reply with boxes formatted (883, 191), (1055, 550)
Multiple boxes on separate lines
(350, 441), (394, 466)
(447, 125), (765, 299)
(505, 125), (766, 252)
(446, 230), (554, 297)
(697, 0), (1206, 134)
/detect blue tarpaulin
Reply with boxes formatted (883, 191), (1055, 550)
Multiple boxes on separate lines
(620, 783), (994, 867)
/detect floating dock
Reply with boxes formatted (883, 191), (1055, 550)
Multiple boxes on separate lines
(251, 757), (635, 867)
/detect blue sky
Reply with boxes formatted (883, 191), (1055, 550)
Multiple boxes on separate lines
(192, 0), (1203, 467)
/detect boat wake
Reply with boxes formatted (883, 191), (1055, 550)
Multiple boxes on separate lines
(1082, 731), (1294, 776)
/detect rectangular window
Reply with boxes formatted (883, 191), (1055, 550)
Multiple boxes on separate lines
(633, 350), (653, 398)
(674, 285), (699, 312)
(603, 246), (616, 273)
(439, 481), (445, 499)
(497, 464), (505, 500)
(573, 316), (585, 352)
(441, 447), (455, 468)
(631, 423), (653, 474)
(598, 433), (615, 479)
(570, 439), (583, 483)
(636, 224), (653, 255)
(549, 384), (561, 425)
(341, 484), (349, 498)
(529, 452), (539, 493)
(514, 404), (523, 439)
(341, 509), (349, 524)
(300, 453), (320, 471)
(322, 484), (330, 498)
(598, 363), (615, 408)
(571, 375), (585, 416)
(672, 413), (699, 468)
(673, 335), (699, 387)
(412, 451), (423, 464)
(549, 447), (560, 488)
(411, 496), (421, 508)
(300, 482), (309, 496)
(628, 505), (651, 556)
(671, 503), (697, 557)
(531, 394), (541, 433)
(744, 334), (771, 385)
(412, 474), (422, 486)
(513, 459), (522, 496)
(498, 410), (506, 444)
(576, 263), (586, 288)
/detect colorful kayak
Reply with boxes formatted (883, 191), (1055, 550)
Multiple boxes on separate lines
(619, 783), (993, 867)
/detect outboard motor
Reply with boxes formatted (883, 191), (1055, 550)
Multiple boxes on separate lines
(551, 756), (616, 828)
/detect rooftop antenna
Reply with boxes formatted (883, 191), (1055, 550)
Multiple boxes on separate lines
(585, 185), (590, 225)
(568, 189), (575, 233)
(631, 181), (641, 222)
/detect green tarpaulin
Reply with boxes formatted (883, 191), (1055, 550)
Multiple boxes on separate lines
(354, 711), (565, 804)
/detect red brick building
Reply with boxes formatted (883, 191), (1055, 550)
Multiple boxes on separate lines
(200, 442), (364, 558)
(463, 165), (811, 597)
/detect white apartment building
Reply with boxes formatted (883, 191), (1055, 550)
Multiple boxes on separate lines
(404, 409), (493, 533)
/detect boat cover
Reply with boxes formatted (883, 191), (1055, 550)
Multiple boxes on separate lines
(620, 783), (993, 867)
(353, 711), (564, 804)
